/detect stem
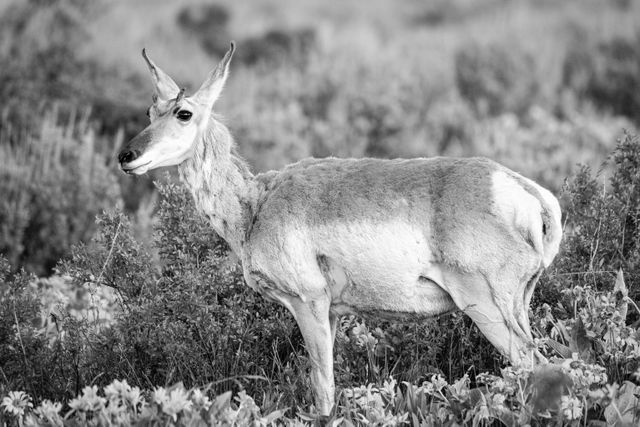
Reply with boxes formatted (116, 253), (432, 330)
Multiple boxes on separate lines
(12, 297), (34, 396)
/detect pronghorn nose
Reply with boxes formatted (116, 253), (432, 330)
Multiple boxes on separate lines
(118, 150), (139, 164)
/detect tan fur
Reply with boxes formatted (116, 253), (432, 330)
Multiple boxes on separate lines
(118, 44), (563, 416)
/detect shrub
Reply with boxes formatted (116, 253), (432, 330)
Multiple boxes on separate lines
(0, 107), (122, 275)
(551, 132), (640, 303)
(0, 0), (145, 133)
(562, 33), (640, 124)
(455, 42), (539, 116)
(0, 180), (306, 407)
(469, 106), (630, 192)
(239, 28), (317, 68)
(176, 4), (231, 58)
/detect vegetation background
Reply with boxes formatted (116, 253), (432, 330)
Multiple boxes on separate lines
(1, 0), (640, 425)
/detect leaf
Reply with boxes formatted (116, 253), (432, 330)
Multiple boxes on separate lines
(210, 391), (232, 414)
(570, 316), (594, 362)
(554, 319), (572, 343)
(546, 338), (572, 358)
(263, 407), (289, 424)
(604, 381), (639, 426)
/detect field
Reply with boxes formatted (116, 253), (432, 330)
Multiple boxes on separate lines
(1, 0), (640, 425)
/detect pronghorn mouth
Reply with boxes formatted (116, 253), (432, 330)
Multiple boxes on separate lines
(121, 161), (152, 175)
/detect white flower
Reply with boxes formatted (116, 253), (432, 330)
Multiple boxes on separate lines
(68, 385), (106, 412)
(104, 379), (143, 410)
(34, 399), (62, 417)
(492, 393), (506, 407)
(190, 388), (212, 410)
(104, 379), (130, 400)
(152, 387), (169, 405)
(349, 384), (385, 409)
(380, 378), (397, 401)
(352, 322), (378, 349)
(560, 396), (583, 420)
(153, 386), (192, 421)
(1, 391), (33, 417)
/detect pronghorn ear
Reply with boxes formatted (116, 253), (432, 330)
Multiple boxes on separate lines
(142, 48), (180, 102)
(193, 42), (235, 108)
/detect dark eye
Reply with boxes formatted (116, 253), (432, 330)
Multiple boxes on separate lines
(176, 110), (192, 122)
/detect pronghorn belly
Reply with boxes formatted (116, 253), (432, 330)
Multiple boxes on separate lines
(313, 221), (456, 319)
(331, 275), (456, 320)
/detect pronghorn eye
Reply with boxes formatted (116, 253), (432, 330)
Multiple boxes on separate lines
(176, 110), (193, 122)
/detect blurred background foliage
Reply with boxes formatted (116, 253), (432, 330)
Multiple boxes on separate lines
(0, 0), (638, 275)
(2, 0), (640, 419)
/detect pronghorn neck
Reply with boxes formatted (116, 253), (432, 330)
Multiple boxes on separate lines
(178, 116), (255, 255)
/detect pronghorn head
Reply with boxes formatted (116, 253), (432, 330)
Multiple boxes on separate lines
(118, 42), (235, 175)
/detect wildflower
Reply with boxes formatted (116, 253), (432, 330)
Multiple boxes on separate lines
(104, 379), (131, 400)
(560, 396), (583, 420)
(1, 391), (33, 417)
(588, 388), (606, 401)
(380, 378), (397, 401)
(33, 400), (62, 419)
(68, 385), (106, 412)
(105, 379), (143, 410)
(352, 322), (378, 349)
(451, 374), (469, 398)
(152, 387), (169, 406)
(190, 388), (212, 410)
(431, 374), (448, 391)
(153, 386), (192, 421)
(124, 386), (143, 410)
(343, 384), (384, 409)
(491, 393), (506, 407)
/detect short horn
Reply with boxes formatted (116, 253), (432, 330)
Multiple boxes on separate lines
(175, 88), (186, 104)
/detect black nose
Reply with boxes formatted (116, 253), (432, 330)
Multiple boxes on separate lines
(118, 150), (139, 164)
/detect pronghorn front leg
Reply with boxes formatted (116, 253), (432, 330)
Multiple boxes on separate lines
(290, 297), (335, 416)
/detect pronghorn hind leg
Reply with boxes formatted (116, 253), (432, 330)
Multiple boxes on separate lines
(441, 270), (536, 367)
(290, 297), (335, 416)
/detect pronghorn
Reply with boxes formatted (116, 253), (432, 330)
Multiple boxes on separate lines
(118, 42), (562, 416)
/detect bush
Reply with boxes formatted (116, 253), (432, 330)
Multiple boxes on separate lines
(552, 132), (640, 303)
(176, 4), (231, 58)
(0, 0), (147, 137)
(469, 106), (630, 192)
(0, 181), (308, 409)
(455, 42), (539, 117)
(61, 182), (303, 400)
(239, 28), (317, 68)
(0, 107), (122, 275)
(562, 33), (640, 123)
